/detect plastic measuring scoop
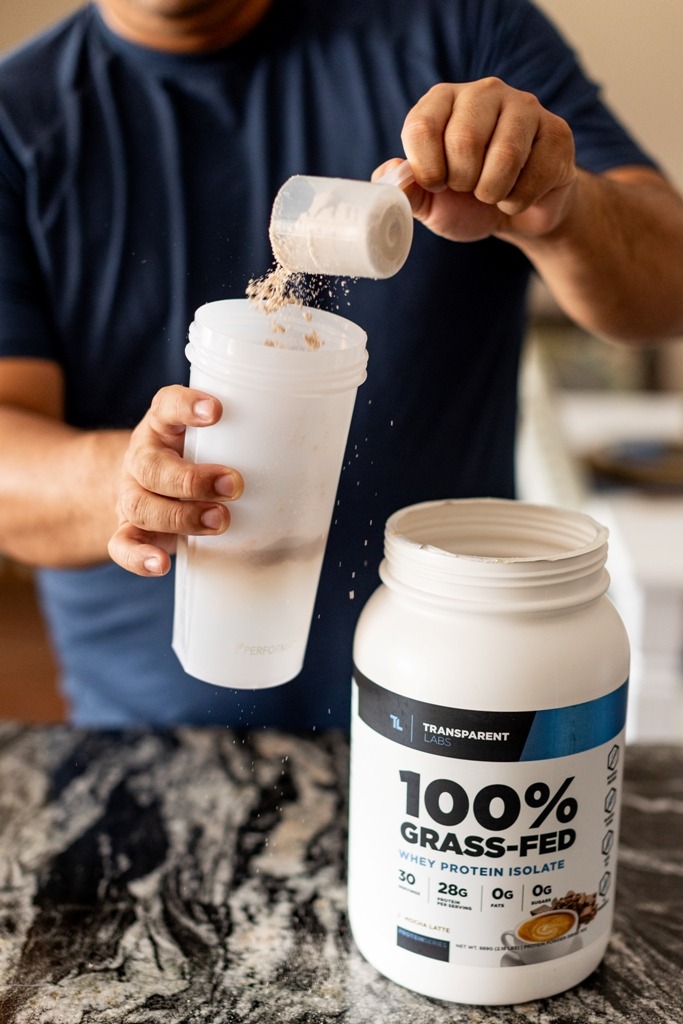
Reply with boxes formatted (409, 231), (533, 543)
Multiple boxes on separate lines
(269, 160), (415, 280)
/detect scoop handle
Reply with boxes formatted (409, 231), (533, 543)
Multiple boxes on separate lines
(376, 159), (415, 189)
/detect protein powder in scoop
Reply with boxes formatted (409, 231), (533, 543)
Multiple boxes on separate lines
(269, 161), (414, 279)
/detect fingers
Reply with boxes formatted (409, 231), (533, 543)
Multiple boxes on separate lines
(146, 383), (222, 447)
(495, 112), (575, 217)
(125, 384), (244, 502)
(107, 522), (178, 577)
(125, 441), (243, 504)
(117, 475), (235, 539)
(400, 80), (576, 235)
(108, 502), (235, 577)
(471, 91), (539, 206)
(402, 80), (542, 201)
(400, 83), (454, 190)
(110, 384), (244, 577)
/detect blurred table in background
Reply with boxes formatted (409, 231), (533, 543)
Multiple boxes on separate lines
(518, 363), (683, 742)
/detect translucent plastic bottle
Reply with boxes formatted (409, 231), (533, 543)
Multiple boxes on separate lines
(173, 299), (367, 689)
(269, 162), (414, 279)
(348, 498), (630, 1005)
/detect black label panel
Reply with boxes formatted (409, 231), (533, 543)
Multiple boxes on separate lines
(353, 666), (628, 762)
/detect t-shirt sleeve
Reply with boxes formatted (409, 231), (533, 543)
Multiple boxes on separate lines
(468, 0), (658, 175)
(0, 127), (60, 361)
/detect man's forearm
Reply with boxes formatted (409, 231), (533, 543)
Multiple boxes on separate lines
(0, 406), (130, 567)
(509, 167), (683, 343)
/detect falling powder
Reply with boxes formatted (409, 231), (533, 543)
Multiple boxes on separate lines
(245, 264), (303, 314)
(246, 263), (333, 315)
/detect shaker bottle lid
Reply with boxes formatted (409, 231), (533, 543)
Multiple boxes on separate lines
(269, 161), (414, 280)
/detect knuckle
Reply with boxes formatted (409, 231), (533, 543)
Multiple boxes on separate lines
(127, 443), (213, 502)
(548, 115), (575, 158)
(129, 446), (170, 492)
(401, 121), (447, 188)
(402, 110), (440, 150)
(149, 385), (191, 438)
(122, 487), (153, 527)
(475, 147), (528, 203)
(169, 501), (190, 534)
(445, 129), (486, 189)
(448, 123), (484, 158)
(517, 87), (540, 112)
(150, 384), (183, 418)
(177, 462), (209, 500)
(478, 75), (505, 94)
(121, 485), (191, 535)
(491, 138), (529, 169)
(425, 81), (455, 104)
(548, 110), (571, 136)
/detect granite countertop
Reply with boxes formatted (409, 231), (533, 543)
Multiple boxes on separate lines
(0, 724), (680, 1023)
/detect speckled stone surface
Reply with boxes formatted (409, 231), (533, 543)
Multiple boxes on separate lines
(0, 725), (680, 1023)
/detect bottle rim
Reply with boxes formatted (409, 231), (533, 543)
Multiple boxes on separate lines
(381, 499), (610, 610)
(186, 299), (368, 394)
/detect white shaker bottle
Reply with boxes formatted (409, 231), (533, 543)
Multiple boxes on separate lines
(172, 298), (367, 690)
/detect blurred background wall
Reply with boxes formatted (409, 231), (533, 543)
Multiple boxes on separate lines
(1, 0), (81, 50)
(538, 0), (683, 194)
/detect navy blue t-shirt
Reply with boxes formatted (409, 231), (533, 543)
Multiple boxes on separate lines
(0, 0), (653, 727)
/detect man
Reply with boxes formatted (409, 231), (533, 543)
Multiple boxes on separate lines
(1, 0), (683, 728)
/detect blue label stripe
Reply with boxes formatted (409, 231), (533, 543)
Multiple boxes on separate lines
(520, 681), (629, 760)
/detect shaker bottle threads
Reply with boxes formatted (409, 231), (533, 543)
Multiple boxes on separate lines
(269, 173), (414, 279)
(172, 299), (367, 690)
(347, 499), (630, 1005)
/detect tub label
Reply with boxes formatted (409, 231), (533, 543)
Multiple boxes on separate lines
(354, 668), (628, 761)
(348, 670), (628, 970)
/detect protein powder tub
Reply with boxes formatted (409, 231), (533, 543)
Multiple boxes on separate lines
(348, 498), (630, 1005)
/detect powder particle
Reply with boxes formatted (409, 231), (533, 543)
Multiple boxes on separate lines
(304, 331), (322, 350)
